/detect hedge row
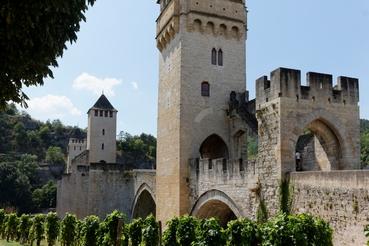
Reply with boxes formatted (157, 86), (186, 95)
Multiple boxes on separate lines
(0, 209), (333, 246)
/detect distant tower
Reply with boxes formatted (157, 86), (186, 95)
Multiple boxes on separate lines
(66, 138), (87, 173)
(87, 94), (117, 164)
(155, 0), (247, 222)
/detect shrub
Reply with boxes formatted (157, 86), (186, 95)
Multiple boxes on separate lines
(194, 218), (225, 246)
(141, 215), (159, 246)
(226, 218), (259, 246)
(17, 214), (32, 244)
(128, 218), (143, 246)
(81, 215), (100, 246)
(0, 209), (6, 239)
(162, 217), (179, 246)
(60, 213), (78, 246)
(365, 225), (369, 246)
(45, 212), (60, 246)
(29, 214), (46, 246)
(5, 213), (19, 242)
(176, 216), (197, 246)
(97, 210), (125, 246)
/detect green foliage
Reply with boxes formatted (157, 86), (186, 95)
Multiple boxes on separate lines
(60, 213), (78, 246)
(175, 216), (197, 246)
(17, 214), (32, 244)
(260, 213), (332, 246)
(45, 212), (60, 246)
(81, 215), (100, 246)
(32, 181), (57, 210)
(29, 214), (46, 246)
(256, 200), (268, 224)
(194, 218), (225, 246)
(5, 213), (19, 242)
(364, 224), (369, 246)
(162, 217), (179, 246)
(247, 135), (258, 160)
(97, 210), (125, 246)
(279, 178), (293, 215)
(128, 218), (143, 246)
(45, 146), (66, 166)
(226, 218), (259, 246)
(0, 0), (96, 108)
(0, 209), (6, 239)
(141, 215), (159, 246)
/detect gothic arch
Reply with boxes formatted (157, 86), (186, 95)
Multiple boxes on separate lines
(199, 134), (229, 159)
(191, 190), (242, 226)
(131, 183), (156, 219)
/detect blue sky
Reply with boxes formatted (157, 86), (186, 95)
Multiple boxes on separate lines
(23, 0), (369, 136)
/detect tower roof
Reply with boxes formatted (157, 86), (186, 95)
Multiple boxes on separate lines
(90, 94), (116, 111)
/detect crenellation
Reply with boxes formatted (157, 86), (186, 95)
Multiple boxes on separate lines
(256, 67), (359, 106)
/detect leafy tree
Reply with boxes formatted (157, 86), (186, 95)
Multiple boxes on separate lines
(29, 214), (46, 246)
(0, 0), (96, 109)
(5, 213), (19, 242)
(175, 216), (197, 246)
(128, 218), (143, 246)
(45, 212), (60, 246)
(194, 218), (225, 246)
(60, 213), (78, 246)
(97, 210), (125, 246)
(17, 214), (32, 244)
(141, 215), (159, 246)
(162, 217), (179, 246)
(226, 218), (259, 246)
(32, 181), (57, 209)
(45, 146), (65, 166)
(81, 215), (100, 246)
(0, 209), (5, 240)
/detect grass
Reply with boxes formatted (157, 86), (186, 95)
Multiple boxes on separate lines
(0, 239), (61, 246)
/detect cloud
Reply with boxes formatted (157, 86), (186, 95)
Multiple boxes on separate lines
(27, 95), (82, 120)
(131, 81), (139, 90)
(73, 73), (122, 96)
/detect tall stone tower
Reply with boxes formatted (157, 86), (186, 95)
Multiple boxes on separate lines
(156, 0), (247, 222)
(87, 94), (117, 164)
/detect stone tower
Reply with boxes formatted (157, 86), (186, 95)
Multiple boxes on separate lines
(66, 138), (87, 173)
(156, 0), (247, 222)
(87, 94), (117, 164)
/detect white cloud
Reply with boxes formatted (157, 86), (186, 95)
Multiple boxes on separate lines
(73, 73), (122, 96)
(131, 81), (139, 90)
(27, 95), (82, 120)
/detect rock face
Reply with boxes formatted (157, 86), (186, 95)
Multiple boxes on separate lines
(57, 1), (367, 245)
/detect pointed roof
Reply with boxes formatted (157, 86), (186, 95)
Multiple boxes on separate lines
(90, 94), (116, 111)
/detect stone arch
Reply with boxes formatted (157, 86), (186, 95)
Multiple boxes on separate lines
(191, 190), (242, 226)
(206, 21), (215, 35)
(294, 118), (343, 171)
(231, 26), (240, 39)
(193, 19), (202, 32)
(131, 183), (156, 219)
(219, 24), (227, 36)
(199, 134), (229, 159)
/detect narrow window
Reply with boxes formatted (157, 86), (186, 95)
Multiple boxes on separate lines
(94, 110), (98, 116)
(211, 48), (217, 65)
(74, 146), (76, 151)
(105, 110), (108, 117)
(201, 82), (210, 97)
(102, 129), (105, 136)
(100, 110), (103, 117)
(102, 143), (104, 150)
(109, 111), (113, 118)
(80, 146), (82, 151)
(218, 49), (223, 66)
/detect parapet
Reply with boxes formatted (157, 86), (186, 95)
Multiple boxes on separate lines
(256, 67), (359, 106)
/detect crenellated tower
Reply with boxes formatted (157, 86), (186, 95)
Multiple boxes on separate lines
(156, 0), (248, 223)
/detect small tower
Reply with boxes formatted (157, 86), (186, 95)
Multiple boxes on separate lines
(66, 138), (87, 173)
(87, 94), (117, 164)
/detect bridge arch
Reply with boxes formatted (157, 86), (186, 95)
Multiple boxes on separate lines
(191, 189), (242, 226)
(131, 183), (156, 219)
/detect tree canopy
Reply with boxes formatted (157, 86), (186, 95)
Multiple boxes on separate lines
(0, 0), (96, 109)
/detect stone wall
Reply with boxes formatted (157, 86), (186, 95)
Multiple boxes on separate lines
(291, 171), (369, 246)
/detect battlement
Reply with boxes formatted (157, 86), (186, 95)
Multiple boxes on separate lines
(256, 68), (359, 107)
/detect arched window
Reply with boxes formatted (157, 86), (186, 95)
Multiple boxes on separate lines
(211, 48), (217, 65)
(102, 129), (105, 136)
(218, 49), (223, 66)
(201, 82), (210, 97)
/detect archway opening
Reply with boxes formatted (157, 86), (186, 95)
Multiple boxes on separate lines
(200, 134), (229, 159)
(295, 119), (342, 171)
(195, 200), (237, 227)
(132, 190), (156, 219)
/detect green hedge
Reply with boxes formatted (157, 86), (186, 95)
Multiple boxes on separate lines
(0, 208), (334, 246)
